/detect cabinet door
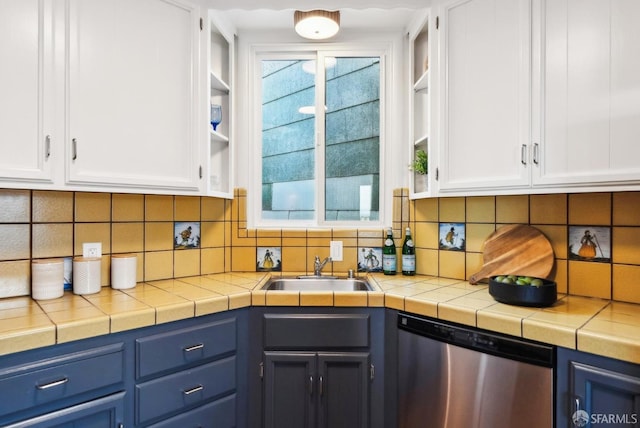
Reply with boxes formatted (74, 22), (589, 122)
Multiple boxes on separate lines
(67, 0), (201, 192)
(4, 391), (125, 428)
(570, 361), (640, 427)
(317, 352), (370, 428)
(557, 348), (640, 427)
(437, 0), (532, 192)
(534, 0), (640, 185)
(263, 352), (316, 428)
(0, 0), (54, 184)
(534, 0), (640, 187)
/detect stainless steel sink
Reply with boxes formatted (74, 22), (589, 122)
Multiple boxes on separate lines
(262, 277), (373, 292)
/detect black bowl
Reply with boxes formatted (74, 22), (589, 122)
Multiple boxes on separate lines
(488, 275), (557, 307)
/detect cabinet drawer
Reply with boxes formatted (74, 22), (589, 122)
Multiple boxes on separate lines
(136, 317), (236, 379)
(147, 394), (236, 428)
(0, 343), (124, 418)
(4, 391), (125, 428)
(264, 314), (370, 349)
(135, 356), (236, 424)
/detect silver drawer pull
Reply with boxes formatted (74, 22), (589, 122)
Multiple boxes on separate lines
(36, 377), (69, 390)
(183, 385), (204, 395)
(183, 343), (204, 352)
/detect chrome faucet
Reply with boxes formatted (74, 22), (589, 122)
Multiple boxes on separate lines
(313, 255), (332, 276)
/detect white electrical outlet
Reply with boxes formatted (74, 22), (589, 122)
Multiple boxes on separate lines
(330, 241), (343, 261)
(83, 242), (102, 258)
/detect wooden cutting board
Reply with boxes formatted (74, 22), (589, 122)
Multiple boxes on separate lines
(469, 224), (554, 284)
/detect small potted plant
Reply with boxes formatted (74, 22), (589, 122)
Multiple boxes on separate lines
(410, 149), (428, 192)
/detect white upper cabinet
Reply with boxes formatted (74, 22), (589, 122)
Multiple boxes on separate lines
(436, 0), (532, 193)
(0, 0), (55, 185)
(66, 0), (201, 192)
(532, 0), (640, 188)
(430, 0), (640, 197)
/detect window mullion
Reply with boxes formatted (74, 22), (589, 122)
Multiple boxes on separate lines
(315, 52), (327, 224)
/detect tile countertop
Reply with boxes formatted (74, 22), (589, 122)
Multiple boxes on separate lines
(0, 272), (638, 365)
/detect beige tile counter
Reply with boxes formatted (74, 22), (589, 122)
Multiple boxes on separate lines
(0, 272), (638, 365)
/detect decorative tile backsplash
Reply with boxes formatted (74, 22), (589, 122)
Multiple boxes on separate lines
(0, 190), (230, 298)
(257, 247), (281, 272)
(0, 188), (639, 304)
(174, 221), (201, 249)
(358, 247), (383, 273)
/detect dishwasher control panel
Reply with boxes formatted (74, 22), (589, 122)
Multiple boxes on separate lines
(398, 312), (555, 367)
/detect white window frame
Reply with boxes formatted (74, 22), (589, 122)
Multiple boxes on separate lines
(249, 42), (392, 229)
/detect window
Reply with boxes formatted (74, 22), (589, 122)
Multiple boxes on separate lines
(256, 48), (384, 227)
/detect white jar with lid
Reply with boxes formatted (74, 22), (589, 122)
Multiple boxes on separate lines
(31, 259), (64, 300)
(111, 254), (137, 290)
(73, 257), (102, 295)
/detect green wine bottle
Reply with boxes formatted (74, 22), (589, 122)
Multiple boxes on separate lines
(382, 228), (397, 275)
(402, 227), (416, 276)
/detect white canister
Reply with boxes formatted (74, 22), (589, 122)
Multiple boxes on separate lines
(73, 257), (101, 295)
(111, 254), (137, 290)
(31, 259), (65, 300)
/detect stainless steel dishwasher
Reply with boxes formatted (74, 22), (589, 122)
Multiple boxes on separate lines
(398, 312), (555, 428)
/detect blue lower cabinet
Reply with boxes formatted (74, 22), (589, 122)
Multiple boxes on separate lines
(251, 308), (388, 428)
(133, 313), (240, 427)
(0, 310), (246, 428)
(263, 351), (370, 428)
(557, 347), (640, 428)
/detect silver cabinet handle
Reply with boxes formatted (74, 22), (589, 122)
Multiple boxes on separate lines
(45, 135), (51, 159)
(319, 375), (324, 397)
(72, 138), (77, 160)
(183, 385), (204, 395)
(183, 343), (204, 352)
(533, 143), (539, 165)
(309, 375), (314, 396)
(36, 377), (69, 390)
(521, 144), (527, 165)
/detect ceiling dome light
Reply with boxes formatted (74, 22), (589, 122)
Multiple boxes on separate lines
(294, 10), (340, 40)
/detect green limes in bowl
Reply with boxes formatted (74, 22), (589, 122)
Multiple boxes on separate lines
(494, 275), (545, 287)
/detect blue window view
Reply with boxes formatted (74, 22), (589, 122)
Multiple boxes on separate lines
(261, 56), (380, 223)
